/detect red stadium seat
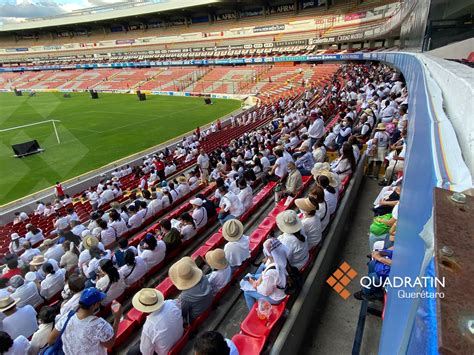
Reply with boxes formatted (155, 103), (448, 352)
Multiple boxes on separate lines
(110, 319), (137, 350)
(240, 297), (289, 338)
(156, 277), (175, 298)
(232, 334), (266, 354)
(126, 307), (147, 325)
(168, 327), (191, 355)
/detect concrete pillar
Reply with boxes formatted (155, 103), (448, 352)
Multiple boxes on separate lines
(369, 39), (376, 49)
(348, 42), (354, 49)
(385, 37), (395, 48)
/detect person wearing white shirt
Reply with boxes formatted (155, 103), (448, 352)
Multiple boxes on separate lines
(35, 202), (45, 215)
(0, 298), (38, 339)
(98, 188), (114, 206)
(132, 289), (184, 355)
(9, 234), (25, 255)
(9, 275), (43, 308)
(307, 114), (325, 147)
(218, 186), (244, 224)
(205, 249), (232, 293)
(96, 219), (116, 248)
(190, 198), (207, 229)
(138, 234), (166, 271)
(24, 225), (44, 246)
(241, 239), (287, 310)
(20, 242), (41, 264)
(29, 306), (56, 354)
(295, 198), (322, 249)
(176, 177), (190, 197)
(148, 193), (163, 215)
(43, 240), (65, 262)
(70, 220), (86, 237)
(271, 150), (287, 180)
(237, 180), (253, 212)
(95, 259), (126, 306)
(40, 263), (66, 300)
(276, 210), (309, 270)
(0, 333), (31, 355)
(222, 220), (250, 269)
(127, 205), (143, 230)
(119, 251), (147, 287)
(108, 210), (128, 238)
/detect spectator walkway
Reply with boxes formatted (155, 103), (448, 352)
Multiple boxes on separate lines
(300, 177), (383, 355)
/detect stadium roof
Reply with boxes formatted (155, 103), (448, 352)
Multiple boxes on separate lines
(0, 0), (220, 32)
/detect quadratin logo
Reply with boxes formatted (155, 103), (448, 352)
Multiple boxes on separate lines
(326, 262), (358, 300)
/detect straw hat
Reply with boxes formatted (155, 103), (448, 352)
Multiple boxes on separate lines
(205, 249), (228, 270)
(83, 235), (99, 250)
(222, 219), (244, 242)
(132, 288), (165, 313)
(276, 210), (303, 234)
(10, 233), (20, 241)
(190, 198), (203, 207)
(110, 201), (120, 209)
(0, 296), (19, 312)
(375, 123), (386, 131)
(316, 169), (338, 188)
(30, 255), (46, 266)
(168, 257), (203, 291)
(295, 198), (317, 212)
(41, 239), (56, 248)
(177, 176), (188, 184)
(364, 108), (373, 115)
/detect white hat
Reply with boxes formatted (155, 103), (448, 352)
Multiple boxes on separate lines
(10, 233), (20, 241)
(81, 229), (91, 238)
(190, 198), (203, 206)
(276, 210), (303, 234)
(25, 272), (37, 282)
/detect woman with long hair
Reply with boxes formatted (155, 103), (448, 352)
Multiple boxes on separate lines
(118, 249), (147, 287)
(96, 259), (126, 306)
(179, 212), (197, 241)
(330, 142), (356, 179)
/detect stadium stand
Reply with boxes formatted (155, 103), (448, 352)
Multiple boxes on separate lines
(0, 0), (472, 354)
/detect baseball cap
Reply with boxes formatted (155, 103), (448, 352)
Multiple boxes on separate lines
(79, 287), (106, 307)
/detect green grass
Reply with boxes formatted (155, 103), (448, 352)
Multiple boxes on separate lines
(0, 92), (241, 205)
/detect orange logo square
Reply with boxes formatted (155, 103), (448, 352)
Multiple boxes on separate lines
(326, 262), (358, 299)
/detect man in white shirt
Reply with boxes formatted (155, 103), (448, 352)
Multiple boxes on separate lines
(131, 289), (183, 355)
(42, 239), (65, 262)
(20, 242), (41, 264)
(9, 275), (44, 308)
(197, 149), (210, 185)
(0, 296), (38, 339)
(222, 219), (250, 270)
(307, 112), (325, 148)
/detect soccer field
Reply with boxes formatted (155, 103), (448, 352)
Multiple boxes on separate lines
(0, 92), (241, 205)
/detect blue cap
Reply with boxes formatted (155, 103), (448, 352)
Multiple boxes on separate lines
(79, 287), (106, 307)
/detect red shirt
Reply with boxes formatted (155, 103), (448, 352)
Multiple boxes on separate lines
(55, 183), (64, 197)
(154, 161), (165, 172)
(1, 268), (22, 279)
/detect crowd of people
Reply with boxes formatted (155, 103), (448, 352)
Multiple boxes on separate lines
(0, 62), (408, 354)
